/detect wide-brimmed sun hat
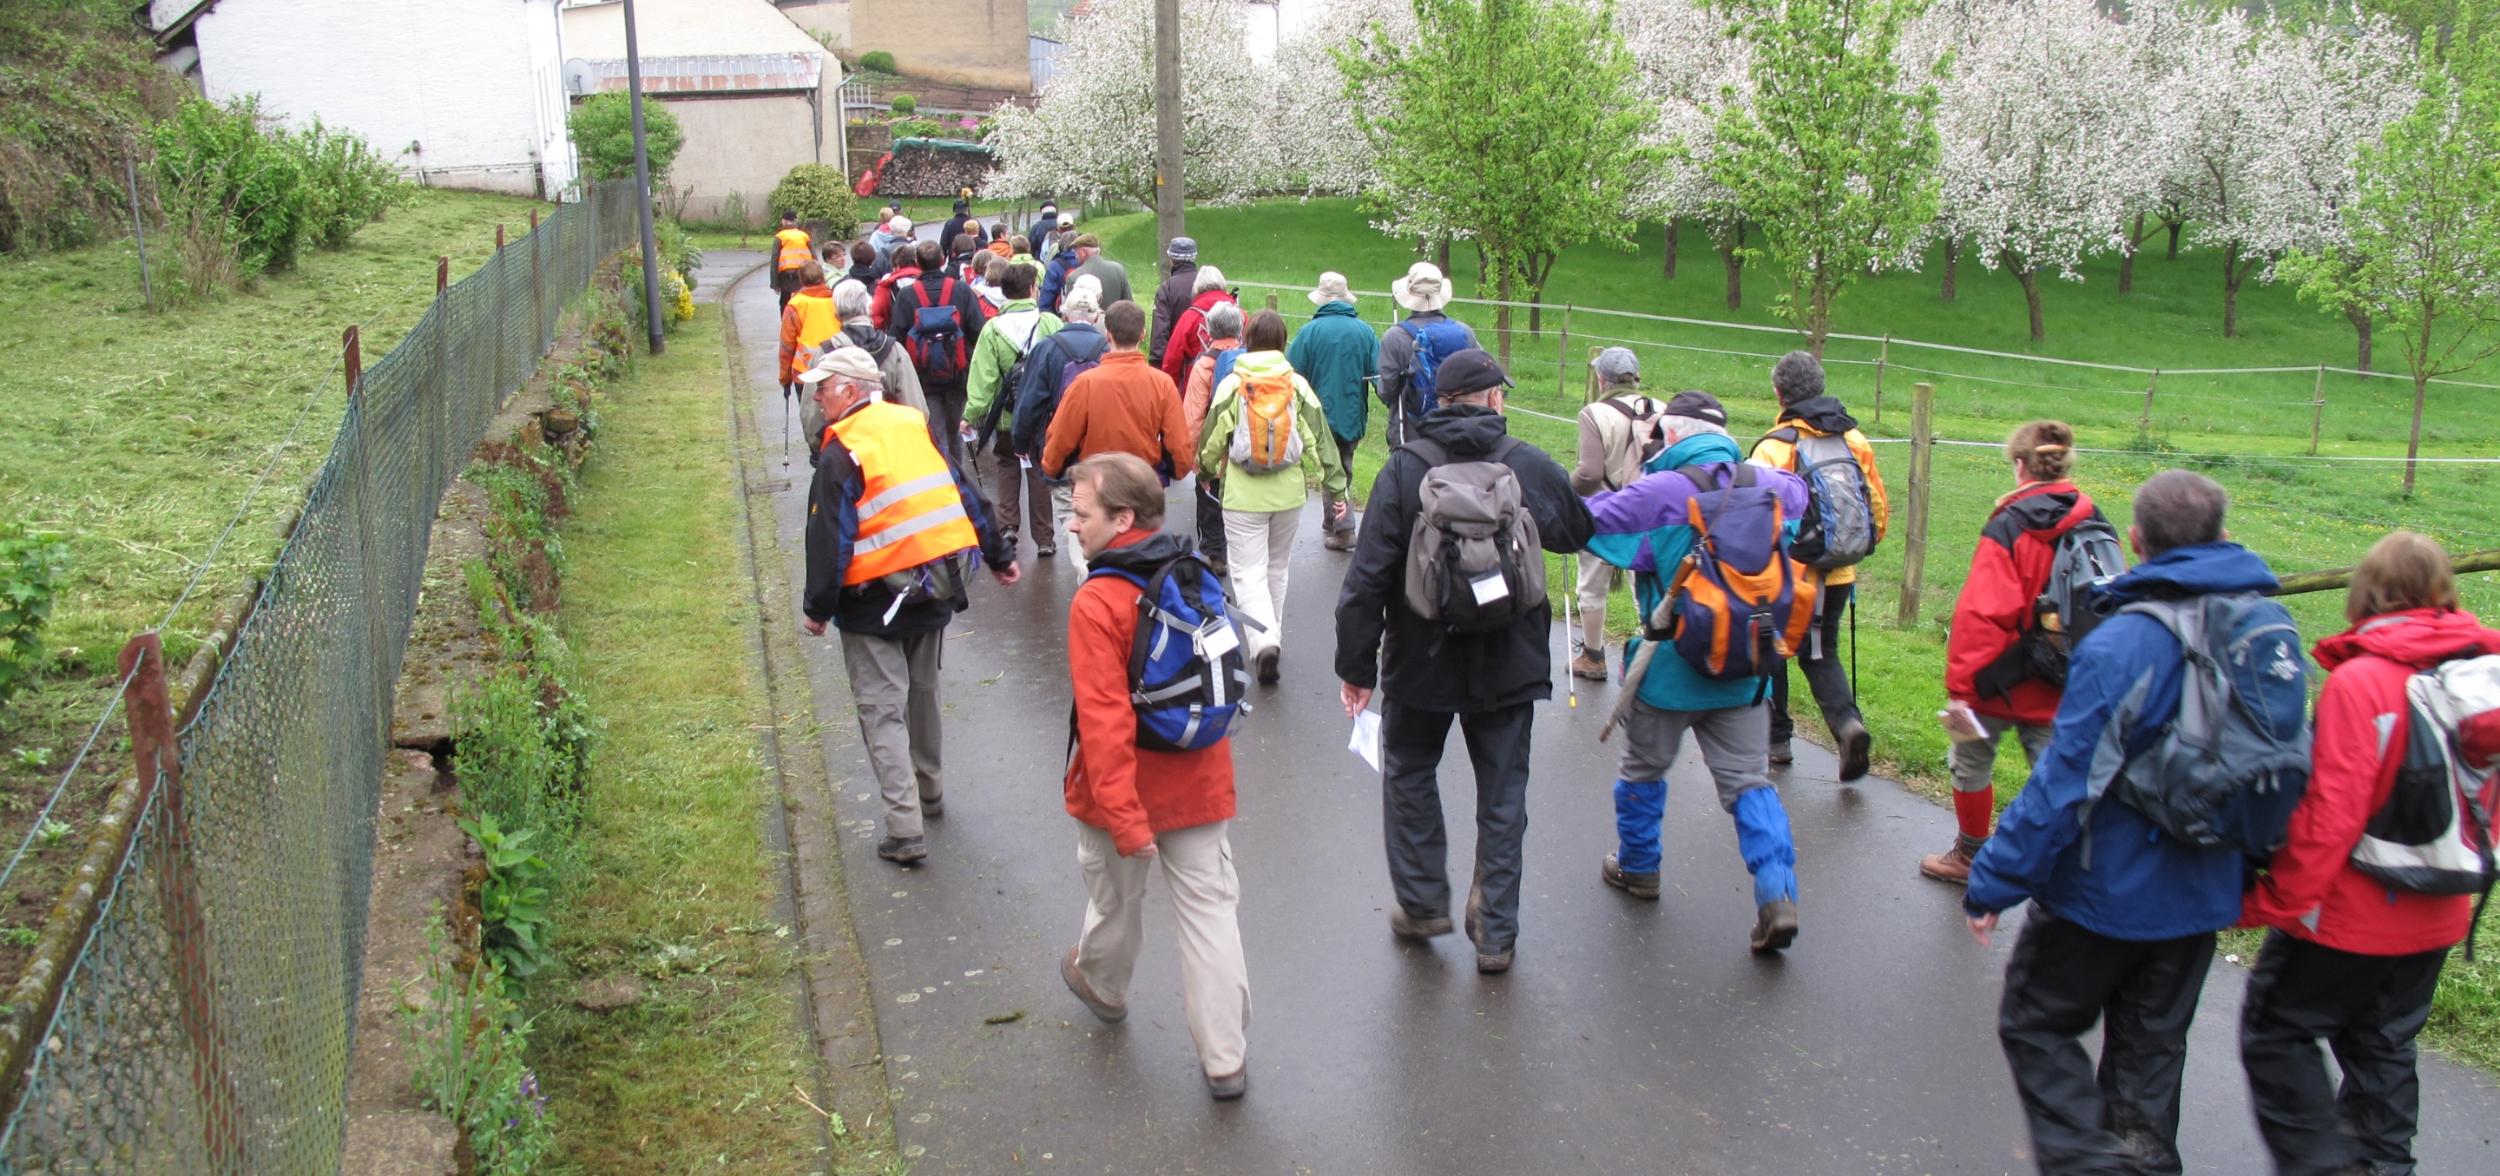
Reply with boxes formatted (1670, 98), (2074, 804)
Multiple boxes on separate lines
(1391, 261), (1451, 312)
(1309, 271), (1353, 305)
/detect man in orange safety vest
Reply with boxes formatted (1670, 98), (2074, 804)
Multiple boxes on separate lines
(772, 210), (812, 309)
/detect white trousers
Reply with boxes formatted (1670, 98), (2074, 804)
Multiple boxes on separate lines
(1222, 507), (1301, 660)
(1073, 820), (1251, 1076)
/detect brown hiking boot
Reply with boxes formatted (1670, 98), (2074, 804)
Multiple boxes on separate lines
(1601, 852), (1660, 900)
(1324, 529), (1355, 552)
(1389, 906), (1453, 941)
(1918, 837), (1983, 885)
(1570, 651), (1610, 682)
(1750, 900), (1800, 954)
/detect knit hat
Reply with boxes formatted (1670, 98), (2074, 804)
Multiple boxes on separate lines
(1433, 349), (1512, 397)
(798, 345), (885, 388)
(1392, 261), (1451, 312)
(1592, 347), (1640, 386)
(1308, 271), (1353, 305)
(1167, 236), (1198, 261)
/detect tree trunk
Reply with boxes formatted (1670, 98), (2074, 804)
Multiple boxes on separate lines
(2008, 252), (2045, 342)
(1495, 267), (1515, 368)
(1663, 217), (1678, 281)
(1435, 237), (1450, 276)
(2223, 241), (2244, 338)
(2166, 218), (2184, 261)
(1807, 277), (1833, 358)
(2346, 304), (2373, 372)
(1717, 222), (1743, 310)
(2119, 212), (2143, 294)
(1941, 236), (1959, 302)
(2406, 370), (2427, 496)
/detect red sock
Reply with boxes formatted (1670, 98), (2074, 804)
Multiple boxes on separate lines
(1952, 789), (1994, 844)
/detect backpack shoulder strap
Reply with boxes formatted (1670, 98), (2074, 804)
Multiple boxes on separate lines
(1402, 437), (1451, 468)
(1749, 425), (1802, 464)
(932, 276), (956, 308)
(1488, 435), (1525, 466)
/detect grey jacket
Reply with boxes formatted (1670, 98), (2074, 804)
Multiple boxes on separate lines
(1068, 254), (1132, 308)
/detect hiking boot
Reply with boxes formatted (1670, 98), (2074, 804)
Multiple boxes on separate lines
(1060, 947), (1126, 1023)
(1601, 852), (1660, 900)
(1768, 739), (1794, 767)
(1570, 651), (1610, 682)
(1000, 526), (1021, 553)
(1918, 837), (1982, 885)
(1835, 716), (1872, 782)
(1205, 1066), (1248, 1101)
(1323, 530), (1355, 552)
(920, 795), (944, 819)
(1255, 648), (1280, 685)
(1035, 541), (1057, 559)
(1750, 900), (1800, 954)
(1388, 907), (1453, 941)
(1464, 883), (1511, 973)
(876, 835), (928, 865)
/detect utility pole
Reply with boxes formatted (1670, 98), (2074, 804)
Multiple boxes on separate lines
(622, 0), (667, 355)
(1152, 0), (1186, 257)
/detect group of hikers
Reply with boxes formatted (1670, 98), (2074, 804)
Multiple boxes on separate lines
(766, 206), (2496, 1172)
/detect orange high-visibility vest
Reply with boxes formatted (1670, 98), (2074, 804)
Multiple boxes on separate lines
(775, 227), (813, 271)
(786, 289), (841, 381)
(826, 402), (977, 586)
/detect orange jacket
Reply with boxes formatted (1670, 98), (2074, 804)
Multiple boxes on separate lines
(1040, 351), (1195, 481)
(778, 285), (840, 383)
(1065, 529), (1236, 853)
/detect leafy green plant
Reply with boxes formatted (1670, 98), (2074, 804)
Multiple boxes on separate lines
(767, 164), (859, 237)
(34, 819), (70, 850)
(0, 926), (35, 949)
(452, 664), (580, 866)
(404, 914), (554, 1173)
(892, 118), (945, 141)
(460, 813), (553, 987)
(889, 94), (918, 115)
(0, 524), (66, 709)
(293, 118), (410, 250)
(149, 95), (312, 286)
(566, 92), (685, 183)
(857, 49), (897, 74)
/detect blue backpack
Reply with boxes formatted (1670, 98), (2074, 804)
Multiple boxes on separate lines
(1403, 317), (1473, 415)
(2099, 592), (2312, 855)
(904, 276), (968, 384)
(1088, 554), (1253, 752)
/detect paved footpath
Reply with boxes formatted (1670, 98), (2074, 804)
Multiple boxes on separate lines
(717, 255), (2498, 1174)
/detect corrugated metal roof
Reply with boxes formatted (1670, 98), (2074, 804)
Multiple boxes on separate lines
(578, 52), (820, 95)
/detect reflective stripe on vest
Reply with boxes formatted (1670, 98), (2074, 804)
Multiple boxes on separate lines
(828, 402), (977, 586)
(786, 291), (840, 380)
(776, 228), (812, 271)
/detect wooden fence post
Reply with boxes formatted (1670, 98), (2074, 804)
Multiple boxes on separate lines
(529, 208), (544, 350)
(2309, 364), (2327, 456)
(2138, 368), (2161, 442)
(1264, 292), (1279, 313)
(1872, 332), (1890, 424)
(1896, 382), (1935, 628)
(1556, 304), (1573, 401)
(434, 256), (452, 499)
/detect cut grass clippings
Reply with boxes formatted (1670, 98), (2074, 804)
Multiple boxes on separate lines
(532, 305), (856, 1171)
(1121, 197), (2500, 1071)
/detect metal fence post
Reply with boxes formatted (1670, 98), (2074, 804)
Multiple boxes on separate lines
(493, 224), (510, 398)
(123, 154), (155, 311)
(2309, 364), (2327, 456)
(1896, 382), (1935, 628)
(1872, 332), (1890, 424)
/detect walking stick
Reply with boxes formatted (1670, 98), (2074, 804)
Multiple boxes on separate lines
(1563, 581), (1579, 710)
(782, 384), (793, 465)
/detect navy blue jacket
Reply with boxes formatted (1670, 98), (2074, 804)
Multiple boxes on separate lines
(1964, 542), (2281, 940)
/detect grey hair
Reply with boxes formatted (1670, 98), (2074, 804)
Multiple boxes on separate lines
(2133, 469), (2229, 556)
(1771, 350), (1825, 405)
(1193, 265), (1228, 295)
(832, 278), (872, 319)
(1205, 301), (1245, 340)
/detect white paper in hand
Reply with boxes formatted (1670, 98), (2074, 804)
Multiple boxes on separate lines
(1348, 709), (1383, 773)
(1469, 573), (1510, 607)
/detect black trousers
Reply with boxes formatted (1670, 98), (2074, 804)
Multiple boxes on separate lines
(1769, 580), (1859, 743)
(1196, 475), (1228, 567)
(1380, 701), (1534, 953)
(2240, 931), (2448, 1176)
(1998, 912), (2216, 1175)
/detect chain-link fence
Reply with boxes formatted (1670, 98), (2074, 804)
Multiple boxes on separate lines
(0, 182), (639, 1172)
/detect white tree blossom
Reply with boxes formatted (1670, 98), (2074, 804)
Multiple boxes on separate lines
(1618, 0), (1753, 300)
(1929, 0), (2150, 339)
(1260, 0), (1413, 197)
(984, 0), (1277, 207)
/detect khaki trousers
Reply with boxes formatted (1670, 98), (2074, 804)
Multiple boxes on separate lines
(1073, 820), (1251, 1075)
(839, 629), (943, 839)
(1222, 506), (1301, 660)
(1575, 550), (1617, 656)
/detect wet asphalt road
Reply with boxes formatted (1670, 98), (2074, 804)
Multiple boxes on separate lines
(711, 255), (2499, 1174)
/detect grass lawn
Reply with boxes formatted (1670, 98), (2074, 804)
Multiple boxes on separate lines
(533, 304), (872, 1170)
(1098, 197), (2500, 1068)
(0, 186), (543, 980)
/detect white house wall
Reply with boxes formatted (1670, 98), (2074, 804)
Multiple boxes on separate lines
(192, 0), (569, 197)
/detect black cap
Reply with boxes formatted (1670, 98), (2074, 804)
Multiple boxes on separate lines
(1434, 349), (1513, 397)
(1664, 389), (1728, 427)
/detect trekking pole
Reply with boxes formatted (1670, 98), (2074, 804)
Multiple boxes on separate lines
(783, 385), (793, 466)
(1563, 578), (1579, 710)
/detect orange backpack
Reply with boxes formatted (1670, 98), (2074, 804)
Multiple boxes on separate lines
(1225, 369), (1305, 473)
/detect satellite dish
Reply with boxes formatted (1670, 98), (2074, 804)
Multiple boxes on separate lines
(562, 58), (598, 96)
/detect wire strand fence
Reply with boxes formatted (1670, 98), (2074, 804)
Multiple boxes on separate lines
(0, 182), (639, 1173)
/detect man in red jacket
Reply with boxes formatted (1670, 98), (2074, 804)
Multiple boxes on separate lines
(2239, 530), (2500, 1176)
(1923, 422), (2107, 883)
(1057, 452), (1251, 1100)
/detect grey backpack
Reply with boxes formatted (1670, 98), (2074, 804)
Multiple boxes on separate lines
(1402, 437), (1543, 634)
(1761, 428), (1877, 570)
(2021, 518), (2128, 685)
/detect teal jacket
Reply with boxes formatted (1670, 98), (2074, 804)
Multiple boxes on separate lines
(1286, 301), (1379, 443)
(1586, 432), (1810, 713)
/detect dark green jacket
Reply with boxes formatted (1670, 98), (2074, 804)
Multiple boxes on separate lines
(1287, 301), (1380, 443)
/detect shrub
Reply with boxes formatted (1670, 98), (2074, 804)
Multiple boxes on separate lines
(767, 163), (860, 237)
(0, 0), (182, 253)
(893, 118), (945, 141)
(890, 94), (918, 115)
(565, 92), (685, 183)
(149, 96), (311, 288)
(0, 524), (66, 709)
(404, 917), (553, 1173)
(858, 49), (897, 74)
(294, 118), (410, 250)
